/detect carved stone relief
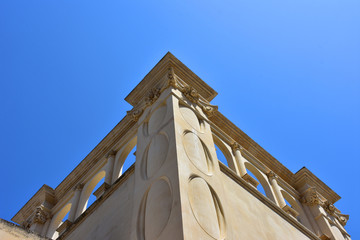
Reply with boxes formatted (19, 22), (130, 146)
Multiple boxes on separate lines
(148, 105), (167, 136)
(137, 178), (173, 240)
(183, 131), (213, 175)
(179, 104), (202, 132)
(188, 177), (226, 239)
(144, 133), (169, 179)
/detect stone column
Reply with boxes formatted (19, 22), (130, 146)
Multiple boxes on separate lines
(67, 183), (83, 222)
(105, 151), (116, 185)
(129, 85), (227, 240)
(267, 171), (286, 208)
(231, 143), (247, 177)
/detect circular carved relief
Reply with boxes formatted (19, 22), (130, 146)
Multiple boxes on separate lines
(179, 105), (203, 132)
(148, 105), (167, 135)
(188, 177), (226, 239)
(183, 131), (213, 175)
(146, 134), (169, 178)
(138, 178), (173, 240)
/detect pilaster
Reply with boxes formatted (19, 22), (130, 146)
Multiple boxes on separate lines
(129, 72), (227, 239)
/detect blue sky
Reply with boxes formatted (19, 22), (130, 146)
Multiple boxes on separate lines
(1, 0), (359, 238)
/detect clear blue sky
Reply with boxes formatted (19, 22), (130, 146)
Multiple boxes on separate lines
(1, 0), (359, 238)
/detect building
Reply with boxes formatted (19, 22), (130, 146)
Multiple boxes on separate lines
(2, 53), (350, 240)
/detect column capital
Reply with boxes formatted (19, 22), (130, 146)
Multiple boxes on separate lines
(74, 183), (84, 191)
(267, 171), (278, 181)
(33, 205), (50, 224)
(23, 204), (51, 228)
(106, 150), (116, 159)
(300, 187), (323, 207)
(231, 142), (242, 153)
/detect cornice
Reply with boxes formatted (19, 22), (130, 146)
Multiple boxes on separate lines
(294, 167), (340, 204)
(12, 185), (55, 225)
(125, 52), (217, 107)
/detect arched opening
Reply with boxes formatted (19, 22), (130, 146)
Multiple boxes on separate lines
(77, 170), (106, 215)
(246, 169), (266, 196)
(213, 135), (237, 172)
(281, 190), (301, 221)
(120, 145), (136, 175)
(87, 177), (105, 207)
(113, 137), (137, 181)
(244, 162), (276, 202)
(215, 144), (228, 167)
(46, 203), (71, 239)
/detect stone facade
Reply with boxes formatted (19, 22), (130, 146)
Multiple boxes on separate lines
(5, 53), (350, 240)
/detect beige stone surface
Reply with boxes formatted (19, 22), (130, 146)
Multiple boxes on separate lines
(0, 219), (48, 240)
(63, 173), (135, 240)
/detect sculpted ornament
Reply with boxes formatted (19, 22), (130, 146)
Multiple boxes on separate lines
(167, 67), (177, 88)
(182, 86), (200, 102)
(33, 205), (50, 224)
(23, 205), (50, 228)
(145, 88), (161, 106)
(300, 187), (323, 206)
(198, 98), (218, 117)
(323, 201), (349, 226)
(127, 108), (144, 122)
